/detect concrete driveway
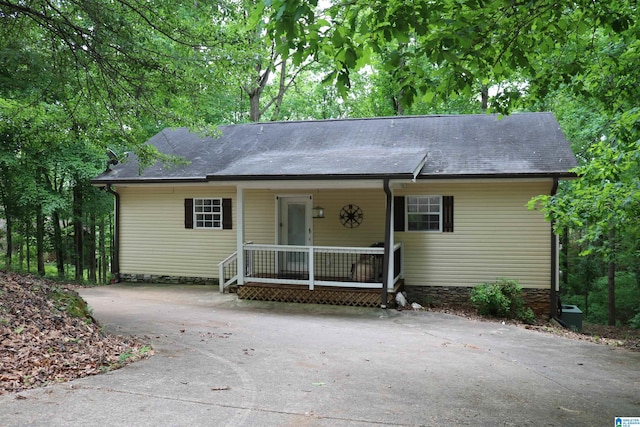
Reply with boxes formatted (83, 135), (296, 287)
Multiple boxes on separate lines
(1, 284), (639, 426)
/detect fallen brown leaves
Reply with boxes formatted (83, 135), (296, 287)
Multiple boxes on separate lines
(0, 272), (152, 395)
(527, 321), (640, 351)
(426, 304), (640, 351)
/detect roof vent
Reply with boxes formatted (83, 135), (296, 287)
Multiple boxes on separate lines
(106, 149), (119, 171)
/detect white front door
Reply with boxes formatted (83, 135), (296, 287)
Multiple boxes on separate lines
(278, 196), (312, 273)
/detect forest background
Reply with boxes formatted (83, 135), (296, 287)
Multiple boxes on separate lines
(0, 0), (638, 328)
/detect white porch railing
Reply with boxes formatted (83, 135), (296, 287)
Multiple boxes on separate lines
(217, 251), (238, 292)
(239, 243), (403, 291)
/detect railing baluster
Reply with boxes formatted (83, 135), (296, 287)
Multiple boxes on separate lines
(238, 243), (396, 289)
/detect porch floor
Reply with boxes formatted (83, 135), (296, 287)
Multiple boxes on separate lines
(233, 281), (402, 308)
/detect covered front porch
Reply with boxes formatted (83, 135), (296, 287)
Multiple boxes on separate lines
(219, 180), (405, 307)
(219, 242), (404, 307)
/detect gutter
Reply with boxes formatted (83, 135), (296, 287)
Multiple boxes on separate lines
(550, 177), (559, 319)
(105, 184), (120, 282)
(91, 171), (578, 186)
(381, 178), (392, 308)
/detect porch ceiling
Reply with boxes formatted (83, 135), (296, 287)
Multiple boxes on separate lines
(213, 149), (428, 177)
(236, 179), (386, 190)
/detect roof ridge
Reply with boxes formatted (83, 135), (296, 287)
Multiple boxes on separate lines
(228, 112), (552, 127)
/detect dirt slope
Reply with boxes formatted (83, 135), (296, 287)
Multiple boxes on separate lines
(0, 272), (151, 395)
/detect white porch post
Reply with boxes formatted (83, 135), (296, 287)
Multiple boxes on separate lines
(381, 178), (393, 308)
(309, 246), (315, 290)
(237, 186), (245, 285)
(387, 194), (395, 291)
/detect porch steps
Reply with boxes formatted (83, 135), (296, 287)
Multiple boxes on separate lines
(235, 282), (401, 308)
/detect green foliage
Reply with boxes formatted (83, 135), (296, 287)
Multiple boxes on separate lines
(117, 345), (151, 365)
(48, 286), (92, 319)
(1, 0), (250, 282)
(630, 313), (640, 330)
(259, 0), (640, 115)
(470, 278), (535, 323)
(118, 351), (135, 363)
(579, 273), (639, 326)
(528, 37), (640, 326)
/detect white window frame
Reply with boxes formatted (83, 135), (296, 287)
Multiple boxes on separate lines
(406, 195), (442, 232)
(194, 198), (223, 229)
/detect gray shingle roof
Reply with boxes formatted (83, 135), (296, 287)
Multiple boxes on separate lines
(92, 113), (577, 183)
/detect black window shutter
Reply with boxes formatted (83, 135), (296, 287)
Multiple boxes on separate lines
(394, 196), (405, 232)
(443, 196), (454, 232)
(222, 198), (232, 230)
(184, 198), (194, 229)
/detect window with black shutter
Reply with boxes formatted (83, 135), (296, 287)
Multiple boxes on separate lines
(222, 198), (232, 230)
(184, 198), (232, 230)
(442, 196), (454, 232)
(395, 195), (454, 233)
(184, 198), (194, 229)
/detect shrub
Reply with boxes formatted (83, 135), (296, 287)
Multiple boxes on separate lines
(470, 278), (534, 323)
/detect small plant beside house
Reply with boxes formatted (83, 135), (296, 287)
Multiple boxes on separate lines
(470, 278), (535, 324)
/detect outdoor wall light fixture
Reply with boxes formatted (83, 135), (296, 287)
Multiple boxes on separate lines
(312, 206), (325, 218)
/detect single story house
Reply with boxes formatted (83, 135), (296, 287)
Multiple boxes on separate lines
(92, 113), (577, 315)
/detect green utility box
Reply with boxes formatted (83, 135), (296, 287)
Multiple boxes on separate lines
(560, 305), (583, 332)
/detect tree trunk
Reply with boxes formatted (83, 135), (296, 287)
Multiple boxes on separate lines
(52, 210), (65, 278)
(270, 60), (288, 121)
(99, 215), (106, 284)
(108, 210), (114, 278)
(607, 229), (616, 326)
(393, 90), (404, 116)
(584, 292), (588, 318)
(633, 261), (640, 289)
(73, 184), (83, 281)
(88, 212), (97, 282)
(245, 64), (271, 123)
(5, 215), (12, 270)
(607, 259), (616, 326)
(249, 92), (262, 122)
(481, 85), (489, 111)
(23, 221), (28, 272)
(561, 228), (569, 288)
(36, 205), (45, 275)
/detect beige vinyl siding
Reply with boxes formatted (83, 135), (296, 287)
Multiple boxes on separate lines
(313, 189), (386, 247)
(117, 186), (236, 278)
(116, 179), (553, 287)
(396, 180), (554, 289)
(244, 189), (277, 244)
(244, 188), (387, 246)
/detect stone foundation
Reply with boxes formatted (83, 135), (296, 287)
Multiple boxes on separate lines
(521, 288), (552, 316)
(116, 275), (551, 315)
(403, 285), (551, 316)
(119, 273), (217, 286)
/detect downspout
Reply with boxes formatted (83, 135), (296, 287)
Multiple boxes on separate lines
(105, 184), (120, 282)
(381, 178), (392, 308)
(549, 177), (559, 319)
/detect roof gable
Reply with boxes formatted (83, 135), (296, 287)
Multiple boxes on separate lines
(93, 113), (577, 183)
